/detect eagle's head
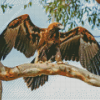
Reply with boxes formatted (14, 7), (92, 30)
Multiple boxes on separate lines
(48, 22), (64, 31)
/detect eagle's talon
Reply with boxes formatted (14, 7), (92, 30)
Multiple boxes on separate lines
(38, 61), (43, 63)
(47, 60), (51, 63)
(45, 60), (51, 65)
(65, 62), (69, 65)
(57, 61), (64, 64)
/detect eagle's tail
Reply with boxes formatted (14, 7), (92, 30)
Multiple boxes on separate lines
(23, 58), (48, 91)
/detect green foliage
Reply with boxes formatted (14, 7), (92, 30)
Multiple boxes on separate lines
(1, 5), (6, 13)
(24, 2), (32, 9)
(39, 0), (100, 30)
(0, 0), (99, 30)
(0, 1), (32, 12)
(1, 4), (13, 13)
(24, 5), (27, 9)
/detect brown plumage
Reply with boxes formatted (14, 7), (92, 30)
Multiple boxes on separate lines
(0, 14), (100, 90)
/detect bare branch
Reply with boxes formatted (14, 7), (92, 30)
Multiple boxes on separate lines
(0, 62), (100, 87)
(3, 0), (7, 5)
(94, 36), (100, 38)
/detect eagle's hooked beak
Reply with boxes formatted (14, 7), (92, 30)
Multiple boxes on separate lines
(58, 24), (64, 30)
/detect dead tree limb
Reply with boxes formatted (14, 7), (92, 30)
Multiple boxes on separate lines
(0, 62), (100, 87)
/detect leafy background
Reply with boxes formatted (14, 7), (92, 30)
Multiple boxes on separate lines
(1, 0), (100, 30)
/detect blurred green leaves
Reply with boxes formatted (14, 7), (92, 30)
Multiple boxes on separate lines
(39, 0), (100, 30)
(24, 2), (32, 9)
(0, 0), (99, 30)
(1, 4), (13, 13)
(0, 1), (32, 13)
(1, 5), (6, 13)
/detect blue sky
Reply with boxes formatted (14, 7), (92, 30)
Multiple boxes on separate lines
(0, 0), (100, 100)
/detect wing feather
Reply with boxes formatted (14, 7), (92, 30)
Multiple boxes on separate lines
(0, 14), (45, 60)
(60, 26), (100, 75)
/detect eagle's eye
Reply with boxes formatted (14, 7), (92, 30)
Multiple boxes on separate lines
(57, 24), (61, 26)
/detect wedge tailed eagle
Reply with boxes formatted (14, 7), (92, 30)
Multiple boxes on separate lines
(0, 14), (100, 90)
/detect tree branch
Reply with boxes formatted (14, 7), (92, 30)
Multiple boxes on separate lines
(3, 0), (7, 5)
(0, 62), (100, 87)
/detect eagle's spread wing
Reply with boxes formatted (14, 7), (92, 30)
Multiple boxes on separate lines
(0, 14), (48, 90)
(0, 14), (44, 60)
(60, 26), (100, 75)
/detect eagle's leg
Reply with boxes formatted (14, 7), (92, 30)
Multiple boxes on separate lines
(55, 48), (68, 64)
(40, 49), (48, 62)
(35, 48), (47, 63)
(34, 51), (40, 63)
(38, 46), (48, 62)
(55, 47), (63, 63)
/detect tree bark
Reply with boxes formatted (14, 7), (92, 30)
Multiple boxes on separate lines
(0, 61), (100, 87)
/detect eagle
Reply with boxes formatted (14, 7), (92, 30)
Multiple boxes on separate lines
(0, 14), (100, 90)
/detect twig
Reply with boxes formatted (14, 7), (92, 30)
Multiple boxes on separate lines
(94, 36), (100, 38)
(3, 0), (7, 5)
